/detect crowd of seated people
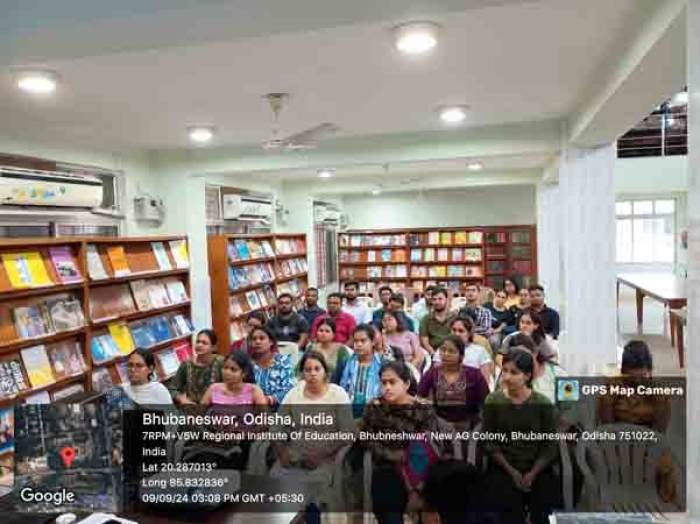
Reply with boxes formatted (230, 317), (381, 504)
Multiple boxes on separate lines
(104, 279), (682, 523)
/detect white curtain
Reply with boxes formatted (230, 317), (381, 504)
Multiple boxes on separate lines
(559, 145), (617, 375)
(537, 184), (562, 311)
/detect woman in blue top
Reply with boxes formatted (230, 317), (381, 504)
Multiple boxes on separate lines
(249, 325), (295, 408)
(334, 324), (383, 418)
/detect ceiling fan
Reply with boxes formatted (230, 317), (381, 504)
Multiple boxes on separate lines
(262, 93), (339, 151)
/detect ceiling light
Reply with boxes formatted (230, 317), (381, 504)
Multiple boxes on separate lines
(438, 105), (468, 124)
(372, 188), (382, 196)
(16, 70), (59, 95)
(393, 22), (439, 55)
(187, 125), (215, 144)
(318, 169), (333, 178)
(467, 162), (483, 171)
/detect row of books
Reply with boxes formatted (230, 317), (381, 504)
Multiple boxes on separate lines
(275, 239), (306, 255)
(228, 263), (276, 291)
(227, 239), (275, 262)
(410, 248), (482, 263)
(409, 231), (483, 246)
(229, 285), (276, 317)
(410, 266), (484, 278)
(340, 249), (407, 263)
(339, 234), (406, 247)
(91, 314), (193, 364)
(275, 278), (307, 298)
(340, 266), (408, 280)
(1, 248), (81, 289)
(86, 240), (189, 280)
(7, 294), (85, 342)
(276, 258), (308, 278)
(410, 280), (468, 293)
(0, 341), (87, 397)
(89, 278), (188, 321)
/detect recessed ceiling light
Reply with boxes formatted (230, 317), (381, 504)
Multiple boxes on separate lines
(467, 162), (483, 171)
(372, 188), (382, 196)
(16, 70), (59, 95)
(392, 22), (439, 55)
(438, 105), (468, 124)
(318, 169), (333, 178)
(187, 125), (215, 144)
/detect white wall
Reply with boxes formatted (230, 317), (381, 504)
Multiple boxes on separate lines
(340, 185), (537, 230)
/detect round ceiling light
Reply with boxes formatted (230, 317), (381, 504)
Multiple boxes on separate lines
(318, 169), (334, 178)
(16, 70), (59, 95)
(393, 22), (439, 55)
(467, 161), (483, 171)
(438, 105), (468, 124)
(187, 125), (215, 144)
(372, 188), (382, 196)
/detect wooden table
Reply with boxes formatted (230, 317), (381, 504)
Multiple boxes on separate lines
(617, 273), (687, 366)
(670, 309), (687, 368)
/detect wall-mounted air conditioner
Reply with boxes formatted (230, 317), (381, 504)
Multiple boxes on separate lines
(222, 194), (273, 222)
(0, 167), (103, 208)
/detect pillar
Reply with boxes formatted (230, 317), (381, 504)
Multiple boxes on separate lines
(559, 145), (618, 375)
(537, 182), (562, 311)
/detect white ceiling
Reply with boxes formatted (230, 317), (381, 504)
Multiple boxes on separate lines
(0, 0), (639, 150)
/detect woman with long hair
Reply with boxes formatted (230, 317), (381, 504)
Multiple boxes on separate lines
(305, 318), (351, 377)
(248, 325), (295, 407)
(499, 310), (556, 365)
(382, 310), (423, 370)
(172, 329), (225, 405)
(336, 324), (384, 418)
(201, 350), (267, 406)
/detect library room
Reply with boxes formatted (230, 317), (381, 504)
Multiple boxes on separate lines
(0, 2), (698, 524)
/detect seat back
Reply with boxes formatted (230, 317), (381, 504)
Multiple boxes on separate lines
(277, 341), (300, 367)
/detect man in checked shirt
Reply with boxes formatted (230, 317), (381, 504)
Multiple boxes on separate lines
(458, 283), (493, 336)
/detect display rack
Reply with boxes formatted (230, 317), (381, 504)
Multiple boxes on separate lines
(338, 225), (537, 297)
(207, 233), (308, 350)
(0, 235), (193, 468)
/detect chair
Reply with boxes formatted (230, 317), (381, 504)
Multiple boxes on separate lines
(575, 423), (684, 512)
(278, 341), (300, 367)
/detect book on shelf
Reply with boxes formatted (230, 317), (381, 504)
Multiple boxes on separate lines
(245, 290), (261, 310)
(468, 232), (483, 244)
(230, 321), (244, 342)
(395, 251), (407, 263)
(90, 284), (136, 320)
(486, 232), (507, 244)
(234, 240), (251, 260)
(367, 267), (382, 279)
(247, 240), (264, 259)
(447, 265), (464, 277)
(411, 266), (427, 277)
(24, 390), (51, 404)
(0, 359), (24, 399)
(454, 232), (467, 245)
(147, 280), (171, 308)
(13, 304), (51, 339)
(339, 251), (349, 263)
(381, 250), (392, 262)
(116, 361), (130, 384)
(173, 340), (193, 362)
(47, 341), (86, 380)
(424, 249), (435, 262)
(351, 251), (362, 263)
(428, 232), (440, 245)
(107, 246), (130, 277)
(339, 235), (349, 248)
(350, 236), (361, 247)
(51, 383), (86, 401)
(49, 247), (82, 284)
(261, 240), (275, 258)
(2, 252), (52, 288)
(108, 321), (135, 355)
(0, 409), (14, 453)
(429, 266), (448, 278)
(227, 242), (240, 261)
(465, 266), (483, 278)
(257, 289), (269, 308)
(130, 280), (151, 311)
(262, 284), (276, 304)
(229, 295), (244, 317)
(171, 315), (193, 336)
(410, 249), (422, 262)
(512, 261), (532, 273)
(86, 244), (108, 280)
(91, 368), (114, 393)
(151, 242), (172, 271)
(437, 248), (449, 262)
(155, 348), (180, 377)
(409, 234), (420, 246)
(21, 344), (55, 389)
(511, 231), (531, 244)
(440, 232), (453, 245)
(169, 239), (189, 269)
(129, 320), (158, 348)
(395, 265), (407, 278)
(464, 248), (482, 262)
(46, 295), (85, 331)
(91, 334), (120, 364)
(147, 316), (174, 342)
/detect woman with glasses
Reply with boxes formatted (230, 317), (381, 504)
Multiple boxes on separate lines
(122, 348), (173, 405)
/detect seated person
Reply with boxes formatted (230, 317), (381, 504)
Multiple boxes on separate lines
(528, 285), (560, 340)
(485, 289), (513, 349)
(231, 311), (266, 352)
(305, 318), (352, 377)
(382, 310), (423, 370)
(172, 329), (225, 405)
(506, 288), (531, 336)
(432, 316), (493, 383)
(499, 310), (556, 365)
(482, 349), (560, 524)
(311, 292), (357, 344)
(457, 283), (493, 336)
(335, 324), (384, 418)
(361, 360), (455, 524)
(122, 348), (173, 406)
(249, 326), (296, 408)
(418, 335), (488, 428)
(267, 292), (310, 347)
(271, 351), (355, 488)
(596, 340), (676, 504)
(371, 285), (395, 326)
(388, 293), (416, 332)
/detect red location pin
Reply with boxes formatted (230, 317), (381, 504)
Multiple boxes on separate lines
(60, 446), (76, 468)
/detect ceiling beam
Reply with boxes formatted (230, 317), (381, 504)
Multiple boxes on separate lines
(568, 0), (687, 148)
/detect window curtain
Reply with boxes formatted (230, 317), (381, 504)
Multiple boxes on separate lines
(537, 183), (561, 311)
(560, 145), (617, 375)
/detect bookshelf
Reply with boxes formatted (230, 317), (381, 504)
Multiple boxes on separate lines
(338, 225), (537, 298)
(208, 233), (308, 351)
(0, 235), (195, 472)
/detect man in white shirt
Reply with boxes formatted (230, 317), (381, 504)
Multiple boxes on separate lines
(412, 285), (437, 327)
(342, 281), (372, 325)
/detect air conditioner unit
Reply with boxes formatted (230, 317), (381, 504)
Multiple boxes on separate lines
(0, 167), (103, 208)
(222, 194), (273, 222)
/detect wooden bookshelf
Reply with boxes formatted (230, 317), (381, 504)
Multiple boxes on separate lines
(338, 225), (537, 299)
(208, 233), (308, 351)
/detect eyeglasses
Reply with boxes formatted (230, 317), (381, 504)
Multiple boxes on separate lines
(126, 363), (147, 369)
